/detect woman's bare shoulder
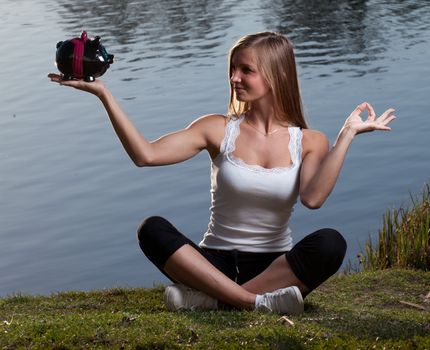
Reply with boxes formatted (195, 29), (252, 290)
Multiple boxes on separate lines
(187, 114), (227, 159)
(189, 113), (228, 127)
(302, 128), (327, 140)
(188, 113), (228, 138)
(301, 128), (329, 153)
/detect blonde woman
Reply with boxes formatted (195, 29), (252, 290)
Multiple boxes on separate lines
(48, 32), (395, 314)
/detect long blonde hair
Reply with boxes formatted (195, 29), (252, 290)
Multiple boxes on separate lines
(227, 32), (308, 129)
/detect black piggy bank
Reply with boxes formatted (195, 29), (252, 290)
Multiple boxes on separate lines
(56, 31), (114, 82)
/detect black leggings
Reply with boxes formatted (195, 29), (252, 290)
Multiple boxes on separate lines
(137, 216), (347, 292)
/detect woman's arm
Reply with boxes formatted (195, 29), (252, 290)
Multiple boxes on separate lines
(47, 74), (217, 167)
(299, 102), (396, 209)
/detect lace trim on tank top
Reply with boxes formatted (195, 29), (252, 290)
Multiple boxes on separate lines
(220, 115), (302, 174)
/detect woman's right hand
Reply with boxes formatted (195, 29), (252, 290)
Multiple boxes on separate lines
(47, 73), (106, 97)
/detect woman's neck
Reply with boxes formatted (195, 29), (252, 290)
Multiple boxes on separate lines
(247, 101), (288, 134)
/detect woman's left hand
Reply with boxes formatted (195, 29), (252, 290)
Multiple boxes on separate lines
(343, 102), (396, 136)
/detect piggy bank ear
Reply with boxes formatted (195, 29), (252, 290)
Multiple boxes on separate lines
(56, 41), (63, 49)
(91, 36), (101, 48)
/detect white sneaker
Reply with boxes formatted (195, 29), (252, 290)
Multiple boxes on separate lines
(164, 284), (218, 311)
(255, 286), (304, 315)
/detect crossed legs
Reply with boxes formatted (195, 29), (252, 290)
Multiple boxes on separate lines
(164, 244), (256, 309)
(137, 216), (346, 310)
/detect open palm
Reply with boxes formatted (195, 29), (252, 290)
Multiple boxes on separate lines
(47, 73), (106, 97)
(344, 102), (396, 135)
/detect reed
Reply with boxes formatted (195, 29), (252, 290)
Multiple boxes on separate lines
(358, 183), (430, 271)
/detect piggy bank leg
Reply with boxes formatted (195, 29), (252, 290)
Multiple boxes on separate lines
(84, 76), (95, 82)
(61, 74), (74, 81)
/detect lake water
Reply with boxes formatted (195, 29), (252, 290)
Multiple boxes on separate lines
(1, 0), (429, 296)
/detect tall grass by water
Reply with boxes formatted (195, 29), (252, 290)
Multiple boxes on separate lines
(359, 183), (430, 272)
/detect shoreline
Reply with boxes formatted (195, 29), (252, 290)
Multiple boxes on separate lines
(1, 268), (429, 349)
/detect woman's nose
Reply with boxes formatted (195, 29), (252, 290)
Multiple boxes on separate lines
(231, 70), (241, 83)
(230, 73), (240, 83)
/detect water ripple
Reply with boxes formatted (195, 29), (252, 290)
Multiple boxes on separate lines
(1, 0), (429, 295)
(261, 0), (430, 77)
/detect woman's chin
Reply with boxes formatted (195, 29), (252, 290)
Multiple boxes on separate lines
(235, 95), (249, 102)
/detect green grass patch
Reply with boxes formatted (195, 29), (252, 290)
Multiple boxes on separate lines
(1, 269), (429, 349)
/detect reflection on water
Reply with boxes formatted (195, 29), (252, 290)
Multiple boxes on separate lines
(51, 0), (236, 72)
(54, 0), (234, 42)
(1, 0), (430, 295)
(51, 0), (430, 78)
(263, 0), (430, 77)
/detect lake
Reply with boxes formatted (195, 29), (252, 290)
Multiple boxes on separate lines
(1, 0), (429, 296)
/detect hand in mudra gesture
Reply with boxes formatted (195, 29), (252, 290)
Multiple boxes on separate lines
(344, 102), (396, 135)
(47, 73), (106, 97)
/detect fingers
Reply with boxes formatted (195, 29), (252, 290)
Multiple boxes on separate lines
(351, 102), (376, 120)
(378, 108), (396, 121)
(378, 115), (396, 130)
(58, 79), (79, 88)
(377, 108), (396, 125)
(47, 73), (105, 97)
(372, 108), (396, 131)
(353, 102), (369, 114)
(47, 73), (63, 83)
(367, 103), (376, 121)
(47, 73), (77, 87)
(348, 103), (396, 135)
(352, 102), (395, 122)
(47, 73), (83, 88)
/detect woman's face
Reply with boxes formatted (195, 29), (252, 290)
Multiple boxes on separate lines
(230, 48), (271, 103)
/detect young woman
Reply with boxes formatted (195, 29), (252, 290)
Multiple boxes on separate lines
(48, 32), (395, 314)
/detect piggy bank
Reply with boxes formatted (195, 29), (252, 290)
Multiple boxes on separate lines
(55, 31), (114, 82)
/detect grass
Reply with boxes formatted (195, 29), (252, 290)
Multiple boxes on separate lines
(358, 183), (430, 272)
(1, 269), (429, 349)
(2, 186), (429, 349)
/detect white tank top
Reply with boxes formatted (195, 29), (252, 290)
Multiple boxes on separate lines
(199, 115), (303, 252)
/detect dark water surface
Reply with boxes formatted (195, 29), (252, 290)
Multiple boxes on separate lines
(1, 0), (429, 295)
